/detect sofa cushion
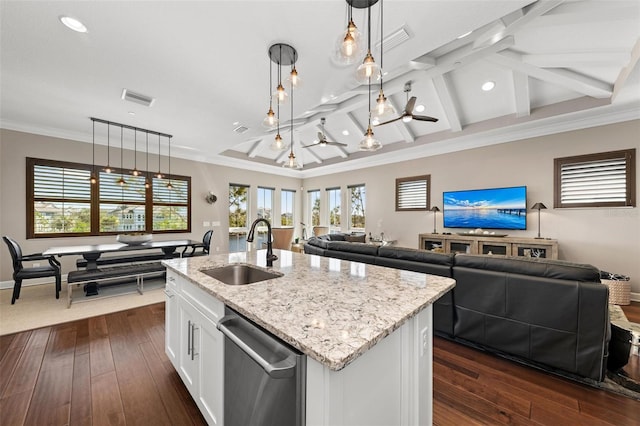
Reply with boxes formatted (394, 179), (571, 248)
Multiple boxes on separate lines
(306, 236), (330, 249)
(345, 234), (366, 243)
(378, 246), (454, 266)
(326, 241), (379, 256)
(453, 254), (600, 282)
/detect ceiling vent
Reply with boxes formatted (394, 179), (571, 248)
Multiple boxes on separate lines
(121, 89), (155, 107)
(234, 125), (249, 134)
(375, 25), (412, 52)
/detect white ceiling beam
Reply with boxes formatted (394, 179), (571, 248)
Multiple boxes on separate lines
(428, 36), (515, 77)
(247, 139), (264, 158)
(488, 51), (613, 99)
(512, 71), (530, 118)
(612, 38), (640, 102)
(522, 51), (631, 68)
(299, 141), (323, 164)
(473, 0), (564, 49)
(346, 111), (365, 136)
(432, 75), (462, 132)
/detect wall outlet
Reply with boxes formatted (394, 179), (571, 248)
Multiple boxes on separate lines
(420, 326), (429, 357)
(203, 221), (210, 227)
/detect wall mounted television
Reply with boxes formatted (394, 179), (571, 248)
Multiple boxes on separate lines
(443, 186), (527, 230)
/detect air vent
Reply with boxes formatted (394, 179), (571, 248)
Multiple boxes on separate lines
(375, 26), (411, 52)
(121, 89), (155, 107)
(233, 125), (249, 134)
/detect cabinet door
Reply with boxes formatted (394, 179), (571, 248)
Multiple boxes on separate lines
(164, 287), (179, 369)
(178, 300), (200, 393)
(195, 311), (224, 425)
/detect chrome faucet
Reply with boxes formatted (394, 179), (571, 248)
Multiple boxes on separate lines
(246, 218), (278, 267)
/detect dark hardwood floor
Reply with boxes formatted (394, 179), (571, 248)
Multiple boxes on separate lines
(0, 302), (638, 425)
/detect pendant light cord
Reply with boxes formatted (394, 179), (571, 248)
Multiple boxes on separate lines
(380, 0), (384, 91)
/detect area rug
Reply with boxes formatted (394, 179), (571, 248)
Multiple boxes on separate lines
(0, 279), (165, 336)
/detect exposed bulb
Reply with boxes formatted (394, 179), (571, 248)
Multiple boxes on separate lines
(156, 172), (163, 179)
(166, 181), (173, 190)
(287, 66), (302, 88)
(104, 166), (112, 173)
(262, 106), (278, 128)
(355, 51), (379, 84)
(132, 168), (140, 176)
(275, 83), (288, 105)
(145, 179), (150, 189)
(372, 89), (396, 122)
(336, 18), (362, 64)
(282, 151), (300, 169)
(359, 125), (382, 151)
(90, 174), (97, 185)
(117, 177), (126, 186)
(271, 133), (286, 151)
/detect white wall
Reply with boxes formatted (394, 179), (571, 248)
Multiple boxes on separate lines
(302, 120), (640, 296)
(2, 121), (639, 297)
(0, 129), (302, 282)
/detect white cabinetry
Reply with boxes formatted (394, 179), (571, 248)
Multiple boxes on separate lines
(165, 270), (224, 426)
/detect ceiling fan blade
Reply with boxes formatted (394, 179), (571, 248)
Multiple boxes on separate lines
(374, 116), (402, 126)
(405, 96), (417, 114)
(412, 115), (439, 122)
(301, 143), (318, 148)
(317, 131), (324, 141)
(327, 141), (348, 147)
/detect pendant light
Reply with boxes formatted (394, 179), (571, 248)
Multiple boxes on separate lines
(90, 120), (97, 184)
(166, 136), (173, 190)
(262, 59), (278, 129)
(269, 43), (297, 151)
(270, 89), (285, 150)
(274, 45), (288, 105)
(117, 125), (126, 186)
(144, 132), (151, 189)
(155, 134), (163, 179)
(104, 123), (112, 173)
(131, 129), (140, 176)
(338, 3), (362, 63)
(359, 74), (382, 151)
(282, 46), (301, 169)
(355, 2), (380, 84)
(371, 0), (395, 123)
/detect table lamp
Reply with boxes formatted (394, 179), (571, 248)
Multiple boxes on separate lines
(431, 206), (440, 234)
(531, 202), (547, 239)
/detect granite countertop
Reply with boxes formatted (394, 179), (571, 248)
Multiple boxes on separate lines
(163, 249), (455, 371)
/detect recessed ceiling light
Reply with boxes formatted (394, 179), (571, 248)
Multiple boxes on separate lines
(342, 130), (350, 136)
(59, 16), (87, 33)
(482, 81), (496, 91)
(232, 121), (240, 126)
(415, 104), (425, 113)
(457, 30), (472, 39)
(128, 111), (136, 116)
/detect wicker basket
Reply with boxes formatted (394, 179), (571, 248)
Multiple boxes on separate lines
(602, 279), (631, 305)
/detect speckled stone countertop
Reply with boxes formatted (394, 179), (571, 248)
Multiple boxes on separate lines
(163, 249), (455, 371)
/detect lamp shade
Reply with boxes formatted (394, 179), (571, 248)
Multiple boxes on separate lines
(531, 202), (547, 210)
(431, 206), (440, 212)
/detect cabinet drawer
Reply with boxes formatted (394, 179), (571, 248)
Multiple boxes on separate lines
(181, 279), (225, 324)
(166, 269), (181, 292)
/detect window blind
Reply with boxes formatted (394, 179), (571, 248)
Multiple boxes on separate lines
(560, 158), (627, 204)
(396, 175), (430, 211)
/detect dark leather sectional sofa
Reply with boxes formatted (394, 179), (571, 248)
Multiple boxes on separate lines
(304, 234), (614, 383)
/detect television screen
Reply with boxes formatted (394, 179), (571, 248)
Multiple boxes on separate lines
(443, 186), (527, 230)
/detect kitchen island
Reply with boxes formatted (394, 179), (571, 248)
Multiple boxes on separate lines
(163, 249), (455, 425)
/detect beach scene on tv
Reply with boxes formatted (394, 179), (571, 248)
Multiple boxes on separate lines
(443, 186), (527, 230)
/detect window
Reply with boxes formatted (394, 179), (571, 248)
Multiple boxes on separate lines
(27, 158), (191, 238)
(256, 186), (274, 248)
(396, 175), (430, 211)
(308, 190), (320, 227)
(327, 187), (341, 233)
(229, 183), (249, 252)
(554, 149), (636, 208)
(281, 189), (295, 227)
(348, 184), (366, 231)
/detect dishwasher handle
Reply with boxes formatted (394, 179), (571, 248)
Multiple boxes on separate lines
(218, 314), (298, 379)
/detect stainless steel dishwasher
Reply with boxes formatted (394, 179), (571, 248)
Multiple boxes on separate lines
(217, 307), (306, 426)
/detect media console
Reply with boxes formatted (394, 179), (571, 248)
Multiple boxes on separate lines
(418, 233), (558, 259)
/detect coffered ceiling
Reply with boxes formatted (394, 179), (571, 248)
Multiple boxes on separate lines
(1, 1), (639, 178)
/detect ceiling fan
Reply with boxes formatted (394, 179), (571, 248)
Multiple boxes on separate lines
(374, 81), (438, 126)
(302, 117), (347, 148)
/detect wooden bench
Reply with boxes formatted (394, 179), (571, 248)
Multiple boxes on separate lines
(66, 262), (166, 308)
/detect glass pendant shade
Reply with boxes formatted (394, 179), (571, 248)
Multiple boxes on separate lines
(359, 125), (382, 151)
(271, 133), (286, 151)
(355, 51), (379, 84)
(371, 88), (396, 123)
(282, 151), (301, 169)
(263, 106), (278, 129)
(338, 19), (363, 62)
(286, 66), (302, 88)
(274, 83), (288, 105)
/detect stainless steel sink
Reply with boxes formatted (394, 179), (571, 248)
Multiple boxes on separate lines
(200, 264), (283, 285)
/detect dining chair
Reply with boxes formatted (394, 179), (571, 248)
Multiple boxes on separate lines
(271, 228), (294, 250)
(183, 230), (213, 257)
(3, 236), (61, 304)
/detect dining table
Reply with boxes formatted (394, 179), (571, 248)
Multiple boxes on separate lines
(43, 239), (202, 270)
